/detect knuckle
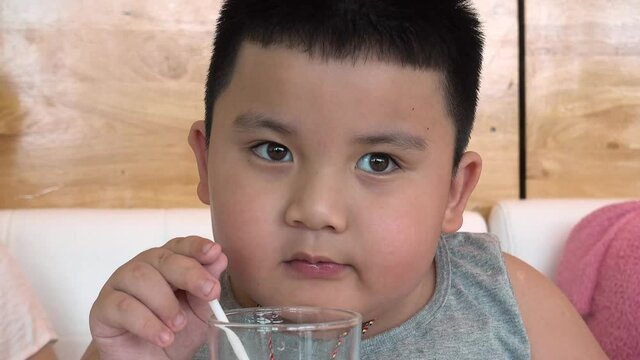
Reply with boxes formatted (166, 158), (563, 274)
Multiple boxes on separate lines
(128, 262), (154, 282)
(189, 237), (205, 253)
(164, 237), (184, 249)
(184, 235), (206, 249)
(136, 247), (162, 262)
(109, 262), (138, 287)
(115, 294), (135, 313)
(156, 249), (175, 267)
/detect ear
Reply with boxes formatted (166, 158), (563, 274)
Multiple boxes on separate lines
(188, 120), (211, 205)
(441, 151), (482, 233)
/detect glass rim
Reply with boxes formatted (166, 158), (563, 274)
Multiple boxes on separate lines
(208, 306), (362, 331)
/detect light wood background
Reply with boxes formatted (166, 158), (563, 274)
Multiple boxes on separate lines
(1, 1), (222, 207)
(0, 0), (519, 213)
(5, 0), (638, 213)
(471, 0), (519, 214)
(526, 1), (640, 197)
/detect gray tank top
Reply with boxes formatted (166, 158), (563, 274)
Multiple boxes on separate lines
(193, 232), (530, 359)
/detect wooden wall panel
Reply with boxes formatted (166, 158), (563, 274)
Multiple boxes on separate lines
(0, 0), (519, 211)
(469, 0), (520, 214)
(0, 1), (222, 207)
(526, 1), (640, 198)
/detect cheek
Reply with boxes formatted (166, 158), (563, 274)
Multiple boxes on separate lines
(359, 182), (447, 242)
(211, 190), (271, 248)
(366, 216), (437, 268)
(211, 197), (278, 280)
(209, 163), (277, 260)
(362, 219), (439, 304)
(356, 191), (443, 278)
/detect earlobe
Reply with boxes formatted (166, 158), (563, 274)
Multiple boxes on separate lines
(188, 120), (211, 205)
(441, 151), (482, 233)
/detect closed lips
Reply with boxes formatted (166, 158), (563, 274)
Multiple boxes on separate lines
(285, 254), (348, 278)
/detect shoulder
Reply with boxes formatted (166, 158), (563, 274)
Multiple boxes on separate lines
(503, 253), (608, 359)
(441, 232), (502, 258)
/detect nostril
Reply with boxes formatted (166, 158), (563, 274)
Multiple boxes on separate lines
(325, 225), (337, 232)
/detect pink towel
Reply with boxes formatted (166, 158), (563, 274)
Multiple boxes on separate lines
(556, 200), (640, 360)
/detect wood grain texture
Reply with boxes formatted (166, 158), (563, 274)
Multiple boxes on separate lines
(0, 0), (518, 210)
(469, 0), (520, 214)
(526, 1), (640, 198)
(0, 1), (221, 207)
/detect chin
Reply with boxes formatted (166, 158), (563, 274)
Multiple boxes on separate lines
(279, 294), (359, 313)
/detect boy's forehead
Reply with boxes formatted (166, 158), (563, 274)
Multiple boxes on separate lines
(235, 41), (446, 81)
(217, 42), (453, 134)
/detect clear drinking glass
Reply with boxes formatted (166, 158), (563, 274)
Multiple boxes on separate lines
(207, 306), (362, 360)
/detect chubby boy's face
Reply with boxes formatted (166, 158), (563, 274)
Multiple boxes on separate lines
(190, 42), (481, 333)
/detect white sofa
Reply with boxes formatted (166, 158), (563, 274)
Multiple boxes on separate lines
(488, 199), (628, 280)
(0, 201), (625, 359)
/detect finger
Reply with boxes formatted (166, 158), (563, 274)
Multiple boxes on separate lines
(181, 291), (214, 325)
(162, 236), (223, 265)
(96, 290), (176, 348)
(110, 261), (187, 332)
(140, 247), (221, 301)
(204, 251), (228, 279)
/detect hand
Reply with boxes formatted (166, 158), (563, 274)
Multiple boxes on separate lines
(87, 236), (228, 360)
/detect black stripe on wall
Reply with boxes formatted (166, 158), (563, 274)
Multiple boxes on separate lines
(518, 0), (527, 199)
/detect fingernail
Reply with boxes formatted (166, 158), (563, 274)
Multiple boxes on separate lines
(202, 242), (214, 254)
(158, 330), (172, 345)
(201, 279), (215, 296)
(172, 312), (186, 329)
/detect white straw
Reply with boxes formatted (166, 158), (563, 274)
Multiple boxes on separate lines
(209, 299), (251, 360)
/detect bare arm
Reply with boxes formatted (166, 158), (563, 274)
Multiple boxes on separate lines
(503, 253), (609, 359)
(81, 341), (100, 360)
(28, 343), (57, 360)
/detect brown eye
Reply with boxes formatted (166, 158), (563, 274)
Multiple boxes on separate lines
(369, 153), (389, 172)
(252, 142), (293, 162)
(356, 152), (399, 174)
(267, 143), (288, 160)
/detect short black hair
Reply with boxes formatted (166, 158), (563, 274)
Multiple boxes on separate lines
(205, 0), (484, 167)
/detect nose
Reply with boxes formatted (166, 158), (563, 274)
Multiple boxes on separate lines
(284, 169), (348, 233)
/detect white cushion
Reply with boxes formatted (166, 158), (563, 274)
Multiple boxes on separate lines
(0, 208), (485, 358)
(0, 208), (212, 359)
(460, 210), (487, 233)
(488, 199), (631, 280)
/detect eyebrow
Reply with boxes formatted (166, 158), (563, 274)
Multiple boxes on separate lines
(354, 132), (427, 151)
(234, 112), (426, 151)
(233, 112), (297, 135)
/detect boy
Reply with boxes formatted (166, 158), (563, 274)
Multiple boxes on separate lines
(83, 0), (607, 359)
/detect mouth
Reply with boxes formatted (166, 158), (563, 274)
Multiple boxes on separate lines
(284, 253), (348, 279)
